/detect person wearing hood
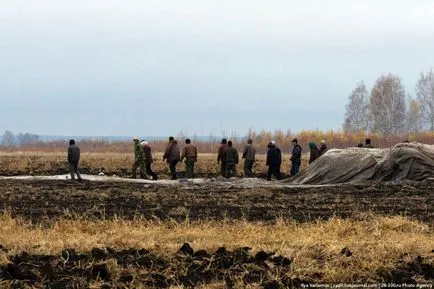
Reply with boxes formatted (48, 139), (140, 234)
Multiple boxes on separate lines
(142, 140), (158, 180)
(308, 142), (320, 164)
(319, 140), (328, 156)
(266, 141), (282, 181)
(132, 137), (146, 179)
(217, 138), (228, 177)
(163, 137), (180, 180)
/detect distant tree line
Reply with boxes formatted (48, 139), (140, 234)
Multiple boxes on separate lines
(1, 130), (40, 147)
(344, 70), (434, 134)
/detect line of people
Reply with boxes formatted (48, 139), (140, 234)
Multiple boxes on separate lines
(67, 136), (376, 182)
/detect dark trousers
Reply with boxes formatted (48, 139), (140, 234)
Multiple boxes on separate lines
(185, 157), (195, 178)
(145, 162), (158, 180)
(225, 163), (237, 178)
(169, 160), (179, 180)
(220, 161), (227, 177)
(267, 165), (281, 180)
(291, 161), (300, 177)
(69, 162), (82, 181)
(244, 160), (254, 177)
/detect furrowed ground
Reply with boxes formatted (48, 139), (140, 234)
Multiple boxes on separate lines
(0, 152), (432, 288)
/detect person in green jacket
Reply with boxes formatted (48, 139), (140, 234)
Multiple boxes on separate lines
(132, 137), (146, 179)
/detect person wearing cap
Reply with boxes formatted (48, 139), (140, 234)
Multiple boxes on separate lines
(67, 139), (82, 182)
(266, 141), (282, 180)
(132, 137), (146, 179)
(180, 138), (198, 178)
(319, 140), (328, 156)
(308, 142), (320, 164)
(217, 138), (228, 177)
(142, 140), (158, 180)
(242, 138), (256, 177)
(163, 136), (180, 180)
(290, 138), (302, 176)
(224, 140), (239, 178)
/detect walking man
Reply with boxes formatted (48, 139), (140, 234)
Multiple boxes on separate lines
(132, 137), (146, 179)
(225, 140), (239, 178)
(163, 137), (180, 180)
(290, 138), (302, 177)
(180, 138), (198, 178)
(266, 141), (282, 181)
(242, 138), (256, 177)
(142, 140), (158, 180)
(68, 139), (82, 182)
(217, 138), (228, 177)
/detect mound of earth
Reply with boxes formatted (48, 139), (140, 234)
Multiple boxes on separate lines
(287, 142), (434, 185)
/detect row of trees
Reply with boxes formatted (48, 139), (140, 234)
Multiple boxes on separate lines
(1, 131), (40, 147)
(344, 70), (434, 134)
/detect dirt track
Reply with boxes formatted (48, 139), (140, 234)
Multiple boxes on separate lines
(0, 177), (433, 224)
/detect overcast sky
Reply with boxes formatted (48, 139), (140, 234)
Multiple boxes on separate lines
(1, 0), (433, 137)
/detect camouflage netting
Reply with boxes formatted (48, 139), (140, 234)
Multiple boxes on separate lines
(286, 142), (434, 185)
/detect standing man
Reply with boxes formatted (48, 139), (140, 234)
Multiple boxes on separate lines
(242, 139), (256, 177)
(180, 138), (198, 178)
(319, 140), (328, 156)
(163, 137), (180, 180)
(290, 138), (302, 177)
(266, 141), (282, 181)
(132, 137), (146, 179)
(217, 138), (228, 177)
(225, 140), (239, 178)
(142, 140), (158, 180)
(364, 138), (375, 148)
(308, 142), (320, 164)
(68, 139), (82, 182)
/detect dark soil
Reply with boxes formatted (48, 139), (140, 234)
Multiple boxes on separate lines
(0, 244), (432, 288)
(0, 179), (433, 225)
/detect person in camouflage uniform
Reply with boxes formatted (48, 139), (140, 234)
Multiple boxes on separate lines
(180, 138), (198, 178)
(132, 137), (146, 179)
(242, 139), (256, 177)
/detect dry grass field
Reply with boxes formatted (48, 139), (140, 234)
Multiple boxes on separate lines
(0, 152), (310, 178)
(0, 152), (433, 288)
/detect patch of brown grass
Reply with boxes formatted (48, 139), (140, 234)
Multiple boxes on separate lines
(0, 213), (432, 283)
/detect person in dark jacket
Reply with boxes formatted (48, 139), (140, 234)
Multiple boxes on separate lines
(319, 140), (328, 156)
(225, 141), (239, 178)
(180, 138), (198, 178)
(163, 138), (180, 180)
(290, 138), (302, 177)
(217, 138), (228, 177)
(142, 140), (158, 180)
(242, 139), (256, 177)
(308, 142), (320, 164)
(132, 137), (146, 179)
(68, 139), (82, 182)
(266, 141), (282, 181)
(364, 138), (374, 148)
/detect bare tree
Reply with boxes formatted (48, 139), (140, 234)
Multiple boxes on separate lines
(406, 97), (422, 133)
(370, 74), (406, 135)
(1, 130), (16, 147)
(343, 82), (370, 132)
(416, 69), (434, 131)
